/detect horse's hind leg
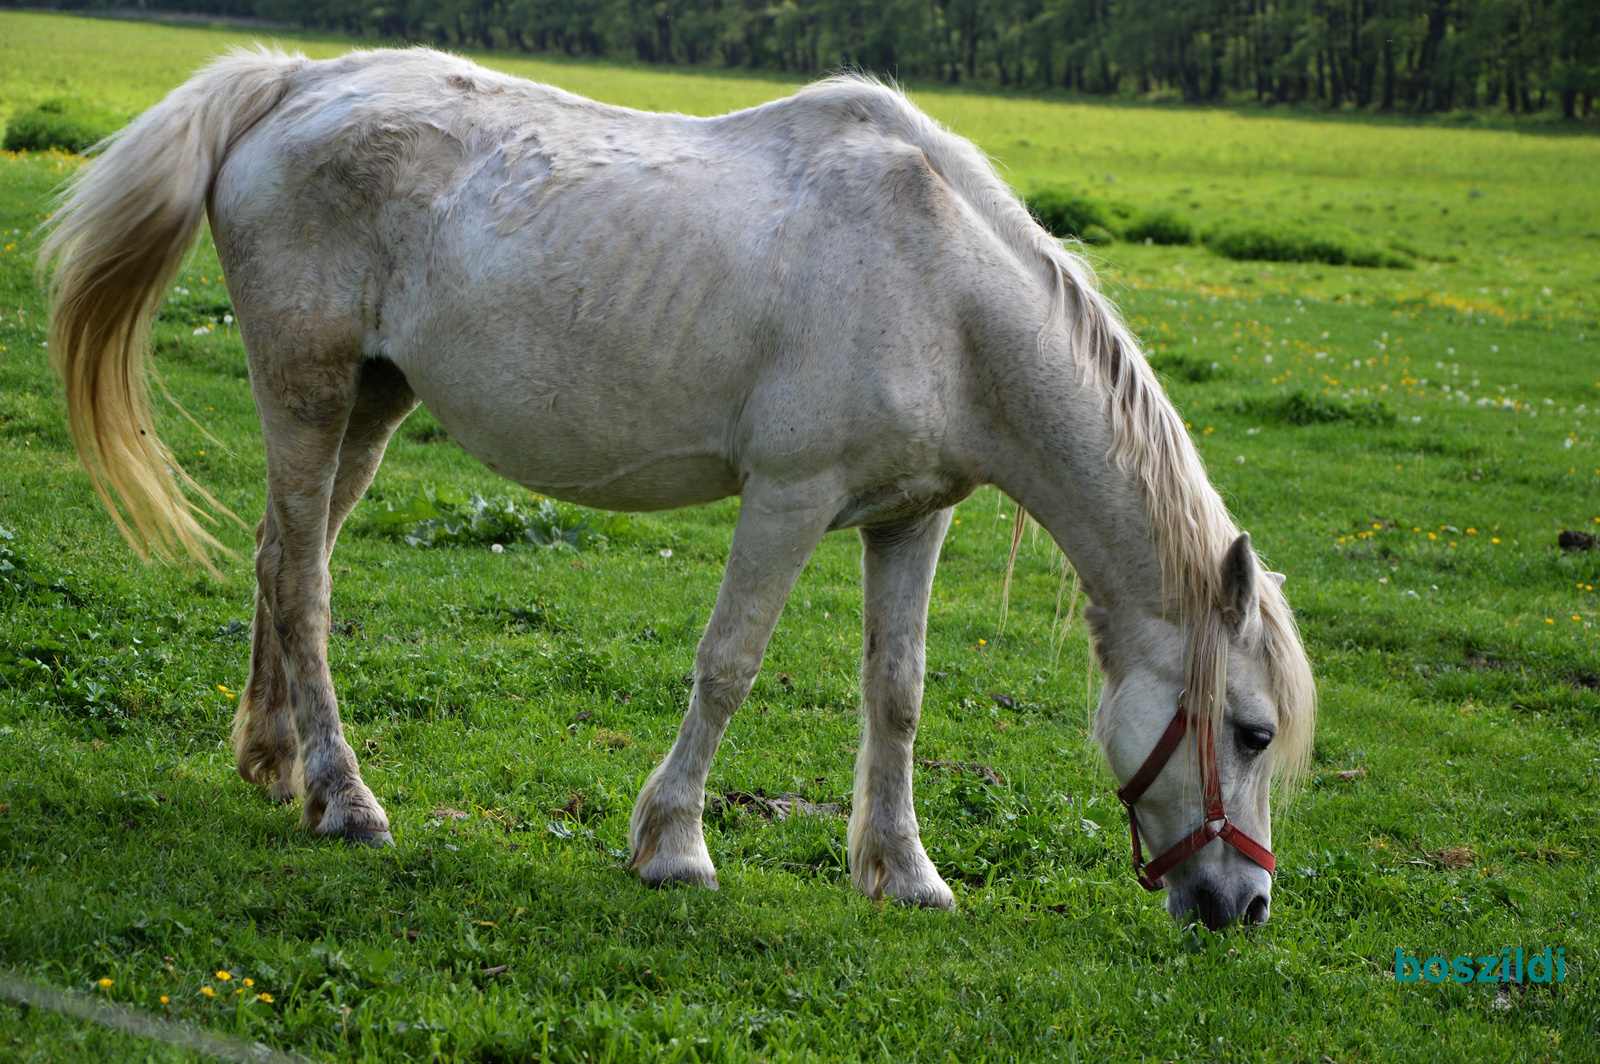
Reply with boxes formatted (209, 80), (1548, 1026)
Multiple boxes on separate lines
(629, 477), (838, 888)
(236, 353), (414, 843)
(234, 531), (298, 801)
(850, 509), (955, 908)
(233, 358), (417, 802)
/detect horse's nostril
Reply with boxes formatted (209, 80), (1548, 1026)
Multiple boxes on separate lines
(1243, 893), (1270, 925)
(1192, 886), (1231, 931)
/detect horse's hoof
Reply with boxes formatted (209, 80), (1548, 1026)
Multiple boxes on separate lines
(339, 828), (393, 848)
(852, 857), (956, 909)
(888, 885), (956, 910)
(635, 858), (719, 891)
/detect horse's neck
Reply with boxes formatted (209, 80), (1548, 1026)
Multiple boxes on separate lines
(985, 371), (1167, 620)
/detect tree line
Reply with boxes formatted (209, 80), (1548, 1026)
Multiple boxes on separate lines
(25, 0), (1600, 117)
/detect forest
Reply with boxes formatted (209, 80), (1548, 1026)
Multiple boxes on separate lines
(10, 0), (1599, 116)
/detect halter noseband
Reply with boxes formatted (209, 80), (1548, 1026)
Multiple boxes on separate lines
(1115, 702), (1276, 891)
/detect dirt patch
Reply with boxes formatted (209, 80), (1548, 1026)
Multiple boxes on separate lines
(592, 728), (633, 749)
(1571, 672), (1600, 692)
(549, 793), (586, 821)
(708, 789), (845, 821)
(1465, 650), (1517, 672)
(1406, 846), (1476, 870)
(1557, 530), (1595, 552)
(914, 758), (1005, 787)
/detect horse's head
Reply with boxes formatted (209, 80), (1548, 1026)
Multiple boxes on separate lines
(1087, 532), (1314, 930)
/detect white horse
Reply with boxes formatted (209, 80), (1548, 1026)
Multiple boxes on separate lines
(43, 47), (1314, 928)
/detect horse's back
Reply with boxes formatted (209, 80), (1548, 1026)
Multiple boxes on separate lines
(209, 50), (1023, 516)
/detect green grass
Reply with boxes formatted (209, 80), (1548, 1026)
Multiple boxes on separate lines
(2, 11), (1599, 1063)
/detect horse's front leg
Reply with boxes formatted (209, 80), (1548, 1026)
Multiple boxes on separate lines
(849, 509), (955, 908)
(628, 477), (838, 889)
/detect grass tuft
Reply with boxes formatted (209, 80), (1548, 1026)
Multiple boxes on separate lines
(1025, 187), (1119, 243)
(2, 99), (110, 153)
(1123, 207), (1196, 246)
(1146, 350), (1228, 382)
(1227, 388), (1397, 426)
(367, 490), (634, 550)
(1204, 221), (1414, 268)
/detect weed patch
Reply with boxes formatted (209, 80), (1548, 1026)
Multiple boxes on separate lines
(1204, 221), (1414, 269)
(1123, 208), (1196, 246)
(366, 490), (634, 550)
(2, 99), (110, 153)
(1147, 350), (1227, 382)
(1227, 388), (1396, 426)
(1024, 187), (1119, 244)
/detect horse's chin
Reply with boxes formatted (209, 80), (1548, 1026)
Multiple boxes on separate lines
(1165, 869), (1272, 930)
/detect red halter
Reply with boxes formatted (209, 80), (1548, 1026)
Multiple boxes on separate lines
(1115, 702), (1276, 891)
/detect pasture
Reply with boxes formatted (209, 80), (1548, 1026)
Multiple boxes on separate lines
(1, 10), (1597, 1062)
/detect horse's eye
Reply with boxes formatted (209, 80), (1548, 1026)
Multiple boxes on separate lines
(1237, 727), (1274, 752)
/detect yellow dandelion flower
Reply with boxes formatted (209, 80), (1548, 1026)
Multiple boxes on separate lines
(235, 988), (244, 996)
(201, 987), (216, 998)
(243, 978), (254, 987)
(1372, 523), (1382, 530)
(1413, 526), (1421, 532)
(1546, 618), (1554, 624)
(160, 996), (169, 1005)
(215, 971), (231, 981)
(1491, 538), (1501, 544)
(1466, 528), (1476, 534)
(96, 978), (113, 988)
(257, 993), (274, 1003)
(977, 638), (987, 646)
(1428, 533), (1437, 540)
(218, 685), (229, 693)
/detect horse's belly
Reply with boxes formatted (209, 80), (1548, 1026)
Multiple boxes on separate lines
(513, 453), (743, 512)
(402, 371), (743, 513)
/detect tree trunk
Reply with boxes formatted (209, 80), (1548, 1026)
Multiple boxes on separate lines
(1381, 36), (1396, 110)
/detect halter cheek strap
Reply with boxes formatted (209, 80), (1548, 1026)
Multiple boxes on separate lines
(1114, 703), (1276, 892)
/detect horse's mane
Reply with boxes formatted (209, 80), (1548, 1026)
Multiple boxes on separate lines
(796, 74), (1316, 791)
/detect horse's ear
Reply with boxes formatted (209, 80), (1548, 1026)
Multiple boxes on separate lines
(1265, 571), (1287, 589)
(1219, 533), (1262, 638)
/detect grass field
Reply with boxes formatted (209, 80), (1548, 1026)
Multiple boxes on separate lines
(1, 11), (1598, 1063)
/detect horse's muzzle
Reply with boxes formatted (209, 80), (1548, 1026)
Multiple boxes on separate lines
(1168, 877), (1271, 930)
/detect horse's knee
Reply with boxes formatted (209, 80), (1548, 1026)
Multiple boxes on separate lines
(872, 694), (921, 739)
(865, 648), (923, 739)
(693, 646), (762, 709)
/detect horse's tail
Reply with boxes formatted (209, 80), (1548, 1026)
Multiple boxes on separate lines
(39, 47), (306, 570)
